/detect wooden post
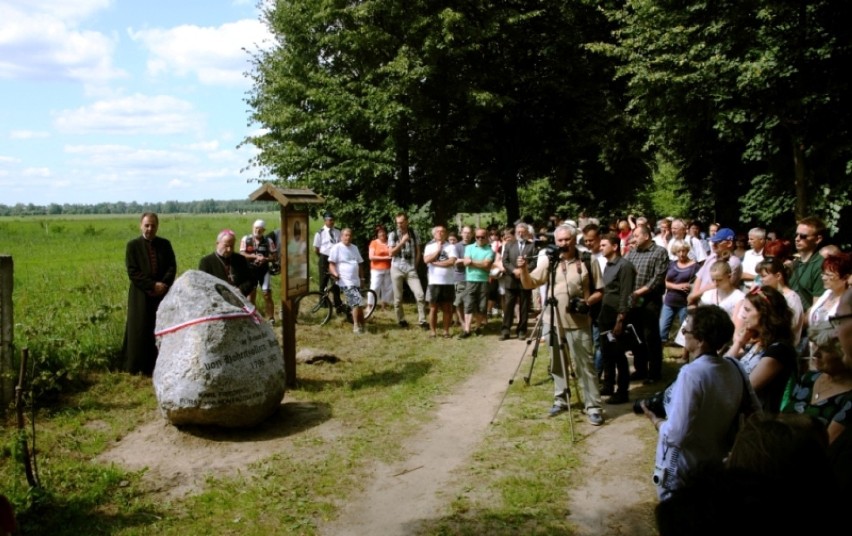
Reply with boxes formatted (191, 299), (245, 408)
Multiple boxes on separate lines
(0, 255), (14, 410)
(249, 184), (323, 389)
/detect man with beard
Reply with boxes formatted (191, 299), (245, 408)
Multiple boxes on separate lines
(199, 229), (255, 297)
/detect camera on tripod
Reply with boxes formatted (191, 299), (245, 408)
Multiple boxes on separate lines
(567, 296), (590, 315)
(544, 243), (561, 263)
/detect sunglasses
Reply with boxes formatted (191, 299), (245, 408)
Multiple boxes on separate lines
(475, 235), (487, 239)
(795, 233), (813, 240)
(749, 285), (770, 303)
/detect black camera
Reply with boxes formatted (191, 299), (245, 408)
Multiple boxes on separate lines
(633, 390), (667, 419)
(568, 296), (590, 315)
(544, 243), (562, 262)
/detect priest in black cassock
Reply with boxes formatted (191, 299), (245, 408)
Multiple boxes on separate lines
(198, 229), (255, 297)
(122, 212), (176, 376)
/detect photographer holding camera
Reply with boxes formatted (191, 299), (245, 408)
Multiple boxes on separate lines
(517, 224), (605, 425)
(642, 305), (759, 501)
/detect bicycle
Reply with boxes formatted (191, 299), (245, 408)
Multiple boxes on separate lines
(295, 274), (377, 326)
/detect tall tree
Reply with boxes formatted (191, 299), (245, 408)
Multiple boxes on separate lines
(598, 0), (852, 235)
(244, 0), (645, 227)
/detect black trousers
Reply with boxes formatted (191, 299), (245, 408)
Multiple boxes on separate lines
(600, 329), (630, 394)
(502, 287), (531, 335)
(627, 297), (663, 380)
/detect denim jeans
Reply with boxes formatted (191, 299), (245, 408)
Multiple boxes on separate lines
(659, 303), (687, 343)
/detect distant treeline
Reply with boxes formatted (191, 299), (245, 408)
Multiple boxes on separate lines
(0, 199), (280, 217)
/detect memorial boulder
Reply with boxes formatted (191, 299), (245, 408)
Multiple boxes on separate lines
(153, 270), (285, 427)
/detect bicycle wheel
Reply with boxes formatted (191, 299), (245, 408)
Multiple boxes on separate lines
(295, 291), (332, 326)
(360, 289), (378, 320)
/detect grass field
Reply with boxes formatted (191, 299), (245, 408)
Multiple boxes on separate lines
(0, 214), (657, 534)
(1, 212), (283, 380)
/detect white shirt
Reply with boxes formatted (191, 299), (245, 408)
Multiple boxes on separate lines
(782, 287), (804, 347)
(699, 288), (745, 317)
(424, 241), (457, 286)
(313, 225), (341, 256)
(685, 235), (707, 263)
(328, 242), (363, 287)
(809, 289), (839, 328)
(741, 248), (764, 289)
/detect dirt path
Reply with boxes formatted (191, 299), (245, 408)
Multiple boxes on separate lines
(320, 339), (658, 535)
(97, 338), (659, 535)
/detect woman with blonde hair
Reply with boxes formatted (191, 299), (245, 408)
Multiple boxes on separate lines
(785, 322), (852, 444)
(699, 261), (745, 317)
(660, 239), (700, 344)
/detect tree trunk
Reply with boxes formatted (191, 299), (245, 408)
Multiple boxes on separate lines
(394, 125), (411, 208)
(792, 137), (807, 219)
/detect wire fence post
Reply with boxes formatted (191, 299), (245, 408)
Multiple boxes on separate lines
(0, 255), (14, 412)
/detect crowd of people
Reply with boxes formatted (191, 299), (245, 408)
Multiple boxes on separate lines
(121, 209), (852, 514)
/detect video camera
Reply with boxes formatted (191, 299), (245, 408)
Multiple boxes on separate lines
(544, 243), (562, 263)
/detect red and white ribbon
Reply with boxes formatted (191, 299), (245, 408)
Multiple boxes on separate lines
(155, 306), (263, 337)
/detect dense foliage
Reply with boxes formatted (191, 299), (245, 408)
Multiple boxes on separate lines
(244, 0), (851, 242)
(244, 0), (644, 227)
(598, 0), (852, 234)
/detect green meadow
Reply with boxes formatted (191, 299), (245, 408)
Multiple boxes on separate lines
(1, 212), (281, 383)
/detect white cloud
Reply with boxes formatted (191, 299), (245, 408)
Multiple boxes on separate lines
(9, 130), (50, 140)
(129, 19), (272, 86)
(22, 167), (52, 177)
(183, 140), (220, 151)
(54, 94), (202, 135)
(0, 2), (123, 82)
(65, 144), (197, 168)
(0, 155), (22, 164)
(3, 0), (112, 22)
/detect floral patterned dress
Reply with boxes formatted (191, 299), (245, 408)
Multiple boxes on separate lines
(787, 371), (852, 428)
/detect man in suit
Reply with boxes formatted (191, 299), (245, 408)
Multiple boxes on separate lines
(500, 221), (537, 340)
(198, 229), (255, 297)
(122, 212), (176, 376)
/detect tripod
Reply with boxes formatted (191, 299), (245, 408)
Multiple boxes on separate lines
(491, 253), (580, 441)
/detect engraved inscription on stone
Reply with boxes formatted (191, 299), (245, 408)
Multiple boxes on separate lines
(153, 270), (286, 428)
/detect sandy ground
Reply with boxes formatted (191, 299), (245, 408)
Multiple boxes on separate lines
(96, 338), (659, 535)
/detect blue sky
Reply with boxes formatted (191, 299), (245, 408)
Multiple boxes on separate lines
(0, 0), (274, 205)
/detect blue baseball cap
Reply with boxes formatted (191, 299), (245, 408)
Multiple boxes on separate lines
(710, 228), (735, 242)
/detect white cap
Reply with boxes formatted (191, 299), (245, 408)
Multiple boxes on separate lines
(253, 219), (266, 229)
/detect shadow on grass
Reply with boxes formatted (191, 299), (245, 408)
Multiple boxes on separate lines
(349, 360), (433, 390)
(175, 400), (333, 442)
(294, 376), (348, 392)
(410, 499), (657, 536)
(15, 480), (168, 536)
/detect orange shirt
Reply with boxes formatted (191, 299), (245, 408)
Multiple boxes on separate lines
(369, 239), (392, 270)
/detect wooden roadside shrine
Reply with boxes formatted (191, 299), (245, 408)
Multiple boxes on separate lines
(249, 184), (324, 388)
